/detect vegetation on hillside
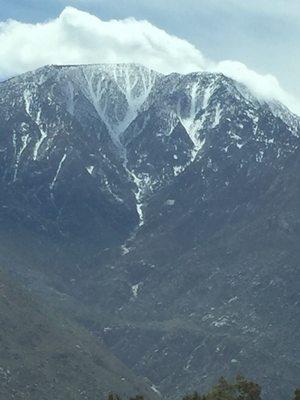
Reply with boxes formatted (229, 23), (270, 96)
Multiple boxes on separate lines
(109, 376), (299, 400)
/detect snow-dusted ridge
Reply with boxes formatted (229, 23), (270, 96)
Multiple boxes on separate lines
(7, 63), (300, 148)
(11, 63), (161, 149)
(2, 63), (300, 228)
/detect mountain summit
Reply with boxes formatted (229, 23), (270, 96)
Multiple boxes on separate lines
(1, 64), (299, 234)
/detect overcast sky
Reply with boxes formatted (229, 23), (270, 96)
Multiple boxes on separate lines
(0, 0), (299, 112)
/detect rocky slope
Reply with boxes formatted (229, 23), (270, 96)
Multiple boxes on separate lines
(0, 268), (159, 400)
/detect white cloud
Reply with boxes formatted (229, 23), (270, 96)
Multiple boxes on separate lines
(213, 60), (300, 115)
(0, 6), (299, 115)
(0, 7), (206, 76)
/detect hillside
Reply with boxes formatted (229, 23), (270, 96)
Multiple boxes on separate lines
(0, 268), (158, 400)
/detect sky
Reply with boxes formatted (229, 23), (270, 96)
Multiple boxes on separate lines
(0, 0), (299, 114)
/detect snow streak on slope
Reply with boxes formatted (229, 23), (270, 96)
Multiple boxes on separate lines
(110, 65), (157, 128)
(13, 132), (30, 182)
(66, 64), (159, 150)
(5, 64), (300, 231)
(180, 78), (217, 161)
(68, 64), (159, 226)
(33, 109), (47, 160)
(23, 88), (49, 161)
(50, 153), (67, 197)
(123, 161), (146, 227)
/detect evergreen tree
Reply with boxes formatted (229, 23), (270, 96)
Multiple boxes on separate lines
(130, 395), (144, 400)
(107, 393), (121, 400)
(294, 389), (300, 400)
(183, 375), (262, 400)
(183, 391), (205, 400)
(235, 374), (261, 400)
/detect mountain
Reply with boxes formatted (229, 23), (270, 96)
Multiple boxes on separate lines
(0, 63), (299, 399)
(0, 267), (159, 400)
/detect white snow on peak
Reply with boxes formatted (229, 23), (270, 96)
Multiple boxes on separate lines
(180, 83), (201, 146)
(111, 64), (157, 134)
(60, 64), (159, 149)
(180, 82), (199, 141)
(52, 64), (160, 227)
(202, 81), (215, 109)
(268, 100), (300, 137)
(11, 64), (300, 233)
(179, 79), (217, 161)
(23, 89), (32, 115)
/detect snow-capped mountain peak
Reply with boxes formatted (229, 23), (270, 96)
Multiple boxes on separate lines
(0, 63), (299, 230)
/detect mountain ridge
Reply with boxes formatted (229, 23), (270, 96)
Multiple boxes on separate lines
(0, 63), (299, 400)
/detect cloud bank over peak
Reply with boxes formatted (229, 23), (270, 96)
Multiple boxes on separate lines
(0, 7), (206, 76)
(0, 6), (299, 115)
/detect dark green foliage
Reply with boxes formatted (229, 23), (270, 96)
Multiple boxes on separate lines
(235, 375), (261, 400)
(108, 394), (121, 400)
(108, 395), (145, 400)
(184, 376), (261, 400)
(130, 396), (145, 400)
(294, 389), (300, 400)
(183, 391), (206, 400)
(109, 377), (299, 400)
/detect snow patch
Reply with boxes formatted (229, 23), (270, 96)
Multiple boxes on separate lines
(121, 244), (130, 255)
(180, 83), (209, 162)
(79, 64), (158, 149)
(23, 89), (32, 115)
(33, 109), (48, 160)
(165, 199), (175, 206)
(86, 165), (94, 175)
(13, 133), (30, 182)
(50, 153), (67, 193)
(151, 385), (161, 396)
(212, 103), (222, 128)
(131, 282), (142, 298)
(174, 165), (185, 176)
(202, 82), (215, 108)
